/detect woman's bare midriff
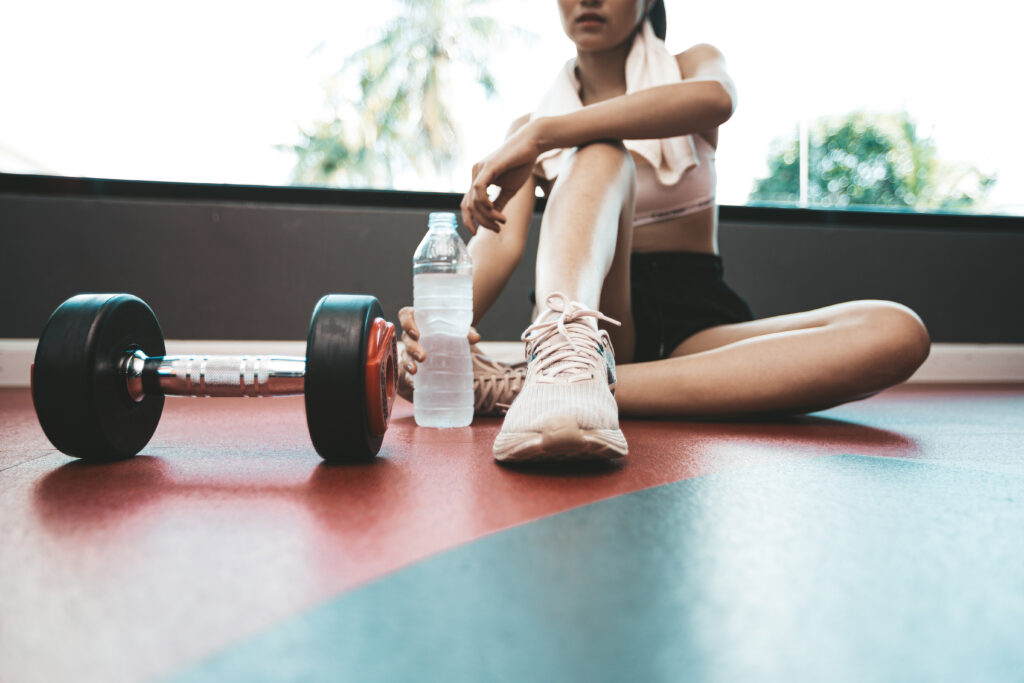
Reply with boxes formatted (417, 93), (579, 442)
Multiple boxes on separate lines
(630, 205), (717, 254)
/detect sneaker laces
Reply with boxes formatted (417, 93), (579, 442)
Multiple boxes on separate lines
(522, 293), (619, 384)
(472, 347), (527, 415)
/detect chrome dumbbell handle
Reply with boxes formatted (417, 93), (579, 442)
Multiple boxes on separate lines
(122, 349), (306, 401)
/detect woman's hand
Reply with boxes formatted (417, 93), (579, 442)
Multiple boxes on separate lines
(461, 120), (544, 235)
(397, 306), (482, 401)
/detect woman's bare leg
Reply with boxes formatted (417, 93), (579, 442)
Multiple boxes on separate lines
(615, 300), (931, 416)
(525, 142), (928, 418)
(493, 141), (637, 462)
(533, 141), (637, 359)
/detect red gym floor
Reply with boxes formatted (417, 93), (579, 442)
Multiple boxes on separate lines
(1, 383), (1023, 681)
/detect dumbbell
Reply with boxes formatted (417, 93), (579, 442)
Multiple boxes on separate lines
(31, 293), (397, 463)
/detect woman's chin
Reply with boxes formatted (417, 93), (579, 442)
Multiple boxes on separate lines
(569, 27), (634, 53)
(572, 35), (617, 52)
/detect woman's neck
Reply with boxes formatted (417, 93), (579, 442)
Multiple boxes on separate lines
(574, 34), (635, 105)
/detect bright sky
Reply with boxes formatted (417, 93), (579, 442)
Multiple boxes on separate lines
(2, 0), (1021, 214)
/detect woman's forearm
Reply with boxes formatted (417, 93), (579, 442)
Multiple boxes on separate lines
(468, 172), (536, 325)
(469, 231), (524, 327)
(535, 80), (732, 152)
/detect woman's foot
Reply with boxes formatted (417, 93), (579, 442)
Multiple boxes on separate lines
(492, 293), (627, 463)
(399, 344), (528, 416)
(471, 347), (528, 416)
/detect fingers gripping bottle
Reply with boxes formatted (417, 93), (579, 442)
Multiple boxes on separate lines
(413, 212), (474, 427)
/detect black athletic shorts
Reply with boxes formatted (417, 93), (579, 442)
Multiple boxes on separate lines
(630, 251), (754, 362)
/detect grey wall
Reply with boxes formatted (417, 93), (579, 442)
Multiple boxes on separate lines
(2, 193), (1022, 343)
(720, 220), (1023, 344)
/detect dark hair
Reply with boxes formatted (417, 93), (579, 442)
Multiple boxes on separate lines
(648, 0), (667, 40)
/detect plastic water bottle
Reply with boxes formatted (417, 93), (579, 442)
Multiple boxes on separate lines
(413, 212), (474, 427)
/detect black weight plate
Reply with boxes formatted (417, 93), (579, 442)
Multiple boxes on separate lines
(32, 294), (166, 460)
(305, 294), (384, 462)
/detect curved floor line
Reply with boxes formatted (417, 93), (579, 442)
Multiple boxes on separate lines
(170, 454), (1024, 683)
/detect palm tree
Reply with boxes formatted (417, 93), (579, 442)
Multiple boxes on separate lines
(288, 0), (525, 188)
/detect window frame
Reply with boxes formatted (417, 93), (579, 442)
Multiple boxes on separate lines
(2, 172), (1022, 233)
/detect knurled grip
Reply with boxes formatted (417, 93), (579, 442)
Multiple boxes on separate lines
(154, 355), (305, 397)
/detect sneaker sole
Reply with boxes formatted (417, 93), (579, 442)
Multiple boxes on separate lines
(493, 415), (628, 463)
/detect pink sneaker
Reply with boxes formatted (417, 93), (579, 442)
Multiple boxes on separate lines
(471, 346), (527, 416)
(492, 293), (627, 463)
(399, 344), (527, 417)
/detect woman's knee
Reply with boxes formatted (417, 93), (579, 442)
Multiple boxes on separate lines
(560, 140), (636, 191)
(842, 300), (931, 383)
(573, 139), (630, 161)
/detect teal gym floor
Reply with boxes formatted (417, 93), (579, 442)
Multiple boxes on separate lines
(1, 383), (1023, 682)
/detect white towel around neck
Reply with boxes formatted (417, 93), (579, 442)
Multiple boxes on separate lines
(531, 19), (697, 186)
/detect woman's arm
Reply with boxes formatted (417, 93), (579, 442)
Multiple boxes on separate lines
(468, 115), (536, 324)
(402, 113), (535, 373)
(536, 80), (728, 151)
(538, 43), (737, 150)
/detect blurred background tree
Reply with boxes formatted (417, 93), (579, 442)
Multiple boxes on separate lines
(286, 0), (527, 188)
(749, 111), (997, 211)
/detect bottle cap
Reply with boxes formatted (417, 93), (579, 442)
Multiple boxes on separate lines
(428, 212), (457, 231)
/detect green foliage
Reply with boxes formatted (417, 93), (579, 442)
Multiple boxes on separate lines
(286, 0), (527, 188)
(749, 111), (997, 211)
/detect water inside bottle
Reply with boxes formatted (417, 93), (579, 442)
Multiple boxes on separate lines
(413, 271), (474, 428)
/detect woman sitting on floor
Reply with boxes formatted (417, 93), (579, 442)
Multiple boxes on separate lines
(399, 0), (930, 462)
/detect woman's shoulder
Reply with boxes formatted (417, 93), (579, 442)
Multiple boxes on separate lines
(674, 43), (728, 79)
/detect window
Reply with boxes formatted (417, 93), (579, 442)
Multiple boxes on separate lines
(2, 0), (1019, 216)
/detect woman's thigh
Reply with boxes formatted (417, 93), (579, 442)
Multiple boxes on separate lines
(669, 300), (924, 358)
